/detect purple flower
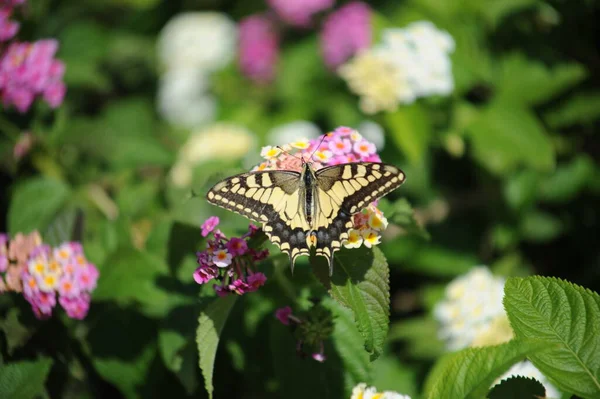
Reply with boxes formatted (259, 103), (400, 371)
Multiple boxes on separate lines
(214, 284), (229, 297)
(226, 237), (248, 257)
(268, 0), (335, 27)
(0, 39), (67, 112)
(201, 216), (219, 237)
(320, 2), (372, 69)
(246, 272), (267, 291)
(59, 293), (90, 320)
(0, 8), (19, 42)
(275, 306), (292, 325)
(238, 14), (280, 83)
(193, 264), (219, 284)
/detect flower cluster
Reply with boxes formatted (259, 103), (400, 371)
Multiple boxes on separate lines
(255, 126), (389, 249)
(1, 231), (99, 320)
(434, 267), (508, 351)
(320, 2), (372, 69)
(339, 21), (455, 114)
(193, 217), (268, 297)
(0, 1), (66, 113)
(434, 267), (560, 396)
(351, 383), (412, 399)
(238, 14), (280, 83)
(156, 12), (236, 129)
(267, 0), (334, 28)
(238, 1), (371, 82)
(274, 302), (333, 362)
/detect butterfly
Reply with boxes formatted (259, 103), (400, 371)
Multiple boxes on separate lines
(206, 160), (405, 274)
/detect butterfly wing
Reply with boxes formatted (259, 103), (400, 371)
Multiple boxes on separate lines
(312, 162), (406, 272)
(206, 170), (313, 266)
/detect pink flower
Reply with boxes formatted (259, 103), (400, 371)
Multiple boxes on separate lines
(353, 140), (376, 157)
(334, 126), (355, 136)
(364, 154), (381, 163)
(275, 306), (292, 325)
(268, 0), (335, 27)
(247, 272), (267, 291)
(28, 291), (57, 317)
(0, 8), (19, 42)
(75, 264), (98, 292)
(226, 237), (248, 257)
(320, 2), (372, 69)
(57, 275), (80, 298)
(59, 294), (90, 320)
(201, 216), (220, 237)
(229, 278), (250, 295)
(193, 264), (219, 284)
(238, 14), (280, 83)
(312, 352), (326, 362)
(43, 81), (66, 108)
(328, 137), (352, 155)
(13, 131), (34, 160)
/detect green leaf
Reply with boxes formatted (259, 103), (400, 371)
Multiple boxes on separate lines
(326, 299), (372, 393)
(466, 102), (555, 175)
(0, 358), (53, 399)
(93, 248), (180, 317)
(197, 295), (238, 399)
(544, 92), (600, 128)
(504, 170), (539, 211)
(43, 208), (78, 247)
(424, 340), (545, 399)
(312, 246), (390, 361)
(386, 104), (432, 165)
(496, 54), (588, 106)
(8, 177), (70, 235)
(159, 330), (198, 394)
(0, 309), (35, 355)
(519, 211), (563, 242)
(538, 156), (595, 203)
(503, 277), (600, 397)
(488, 376), (546, 399)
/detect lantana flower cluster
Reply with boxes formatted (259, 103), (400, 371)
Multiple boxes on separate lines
(0, 1), (66, 113)
(194, 216), (268, 297)
(0, 231), (99, 320)
(255, 126), (390, 250)
(275, 303), (333, 362)
(340, 21), (455, 114)
(157, 12), (236, 129)
(238, 1), (371, 82)
(434, 267), (559, 397)
(351, 383), (412, 399)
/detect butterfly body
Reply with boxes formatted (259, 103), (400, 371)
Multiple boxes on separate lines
(207, 161), (405, 273)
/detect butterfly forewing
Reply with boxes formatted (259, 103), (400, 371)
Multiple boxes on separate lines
(206, 162), (405, 274)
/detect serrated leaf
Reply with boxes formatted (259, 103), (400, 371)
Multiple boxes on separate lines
(197, 295), (237, 399)
(386, 104), (432, 165)
(312, 246), (390, 361)
(325, 298), (372, 393)
(503, 277), (600, 397)
(488, 376), (546, 399)
(0, 358), (53, 399)
(8, 177), (70, 235)
(424, 340), (545, 399)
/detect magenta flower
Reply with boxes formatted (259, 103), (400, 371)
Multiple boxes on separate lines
(353, 139), (376, 157)
(226, 237), (248, 257)
(238, 14), (280, 83)
(0, 233), (8, 272)
(320, 2), (372, 69)
(194, 223), (268, 297)
(312, 352), (326, 363)
(59, 294), (90, 320)
(275, 306), (292, 325)
(0, 39), (66, 113)
(268, 0), (335, 27)
(0, 8), (19, 42)
(201, 216), (219, 237)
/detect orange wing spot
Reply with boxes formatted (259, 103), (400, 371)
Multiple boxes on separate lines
(306, 233), (318, 248)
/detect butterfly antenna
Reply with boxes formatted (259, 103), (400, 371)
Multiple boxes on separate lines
(307, 133), (330, 162)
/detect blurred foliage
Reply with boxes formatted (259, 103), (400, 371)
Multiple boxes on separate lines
(1, 0), (600, 398)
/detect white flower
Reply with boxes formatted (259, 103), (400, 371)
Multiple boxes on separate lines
(361, 229), (381, 248)
(156, 69), (216, 129)
(212, 249), (232, 267)
(343, 229), (363, 249)
(434, 267), (507, 351)
(495, 361), (560, 398)
(158, 12), (237, 72)
(260, 146), (282, 160)
(267, 120), (321, 146)
(351, 383), (411, 399)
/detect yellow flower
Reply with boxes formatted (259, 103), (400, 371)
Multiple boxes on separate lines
(39, 272), (60, 292)
(361, 229), (381, 248)
(260, 145), (282, 160)
(28, 260), (46, 276)
(367, 211), (388, 231)
(312, 150), (332, 163)
(343, 229), (363, 249)
(289, 138), (310, 150)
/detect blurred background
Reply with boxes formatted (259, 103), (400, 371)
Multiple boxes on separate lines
(0, 0), (599, 398)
